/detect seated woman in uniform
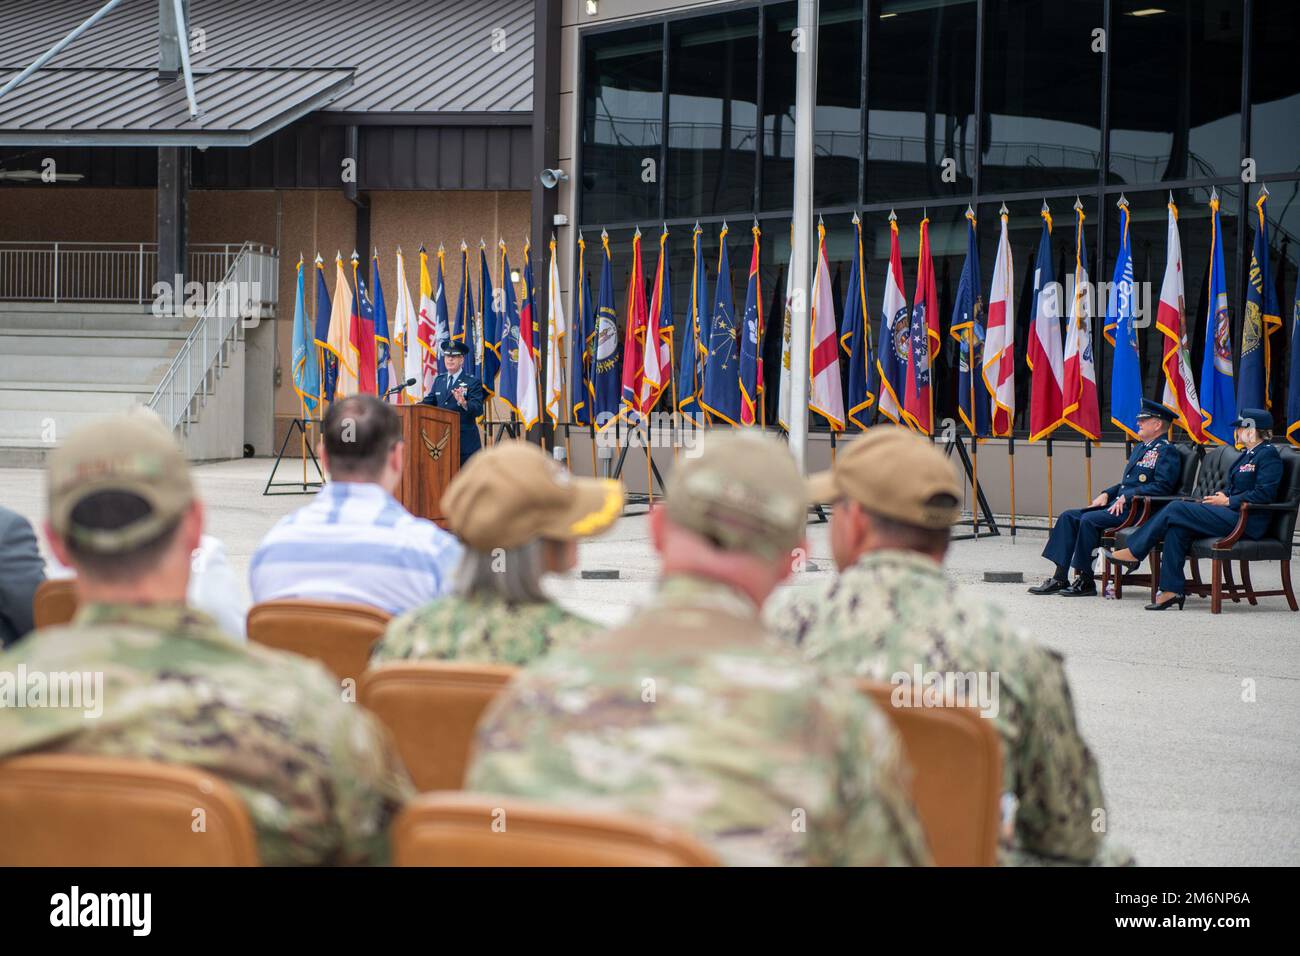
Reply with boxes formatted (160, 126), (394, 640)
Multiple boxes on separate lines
(1107, 408), (1284, 611)
(370, 441), (624, 665)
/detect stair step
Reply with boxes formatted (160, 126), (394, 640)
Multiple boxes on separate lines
(0, 354), (173, 384)
(0, 329), (187, 357)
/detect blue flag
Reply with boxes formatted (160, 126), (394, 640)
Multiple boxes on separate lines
(434, 249), (451, 375)
(1198, 191), (1236, 444)
(291, 260), (320, 413)
(1105, 198), (1143, 439)
(453, 245), (478, 379)
(701, 224), (742, 425)
(677, 223), (708, 426)
(592, 233), (621, 430)
(570, 234), (596, 426)
(312, 259), (335, 403)
(480, 243), (500, 395)
(840, 214), (873, 430)
(1288, 281), (1300, 447)
(497, 248), (522, 417)
(949, 209), (988, 437)
(1239, 190), (1282, 413)
(371, 253), (391, 398)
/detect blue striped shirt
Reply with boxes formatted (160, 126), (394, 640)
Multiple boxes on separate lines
(250, 482), (463, 616)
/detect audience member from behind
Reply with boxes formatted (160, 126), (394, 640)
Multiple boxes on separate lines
(250, 395), (462, 615)
(765, 427), (1130, 866)
(467, 431), (929, 866)
(0, 504), (45, 648)
(371, 440), (623, 666)
(0, 413), (413, 865)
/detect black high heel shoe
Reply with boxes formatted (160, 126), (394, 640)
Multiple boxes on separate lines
(1104, 549), (1141, 573)
(1144, 593), (1186, 611)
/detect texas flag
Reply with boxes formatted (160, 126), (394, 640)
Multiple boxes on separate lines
(351, 262), (378, 396)
(1026, 204), (1064, 441)
(875, 214), (908, 425)
(902, 215), (938, 434)
(1156, 196), (1206, 443)
(1061, 200), (1100, 439)
(809, 218), (844, 431)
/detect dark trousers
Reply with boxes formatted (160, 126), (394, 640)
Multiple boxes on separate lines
(1042, 507), (1126, 573)
(1125, 501), (1245, 596)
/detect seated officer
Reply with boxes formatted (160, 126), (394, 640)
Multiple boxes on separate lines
(1108, 408), (1284, 610)
(1029, 398), (1181, 597)
(0, 414), (412, 864)
(421, 340), (484, 467)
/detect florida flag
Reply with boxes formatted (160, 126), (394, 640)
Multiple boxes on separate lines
(1026, 204), (1064, 441)
(809, 218), (844, 430)
(983, 206), (1016, 436)
(876, 213), (908, 424)
(1062, 200), (1100, 439)
(1156, 196), (1206, 443)
(903, 215), (938, 434)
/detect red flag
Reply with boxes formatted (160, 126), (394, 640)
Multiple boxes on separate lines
(349, 258), (377, 396)
(1157, 197), (1206, 443)
(619, 229), (648, 420)
(903, 216), (938, 434)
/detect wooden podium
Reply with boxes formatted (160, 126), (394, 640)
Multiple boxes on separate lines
(397, 405), (460, 527)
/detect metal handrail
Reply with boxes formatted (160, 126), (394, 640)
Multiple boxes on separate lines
(146, 242), (278, 432)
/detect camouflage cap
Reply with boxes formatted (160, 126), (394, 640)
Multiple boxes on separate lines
(807, 427), (961, 530)
(47, 410), (194, 553)
(444, 440), (624, 551)
(664, 430), (806, 560)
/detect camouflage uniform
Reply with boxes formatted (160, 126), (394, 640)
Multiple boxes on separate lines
(766, 548), (1131, 866)
(0, 604), (413, 865)
(371, 594), (598, 666)
(467, 575), (931, 867)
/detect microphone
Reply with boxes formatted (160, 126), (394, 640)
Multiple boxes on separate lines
(384, 377), (417, 398)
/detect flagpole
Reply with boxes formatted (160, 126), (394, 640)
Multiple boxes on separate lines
(969, 326), (978, 538)
(1008, 436), (1017, 537)
(1046, 437), (1054, 526)
(1085, 438), (1093, 501)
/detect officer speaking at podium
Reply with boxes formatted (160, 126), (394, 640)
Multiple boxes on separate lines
(1029, 398), (1181, 597)
(421, 340), (484, 467)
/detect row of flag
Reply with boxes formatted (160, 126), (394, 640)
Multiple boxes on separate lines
(290, 240), (550, 428)
(292, 191), (1300, 448)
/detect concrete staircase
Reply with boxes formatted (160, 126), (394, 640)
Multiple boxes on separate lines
(0, 302), (195, 466)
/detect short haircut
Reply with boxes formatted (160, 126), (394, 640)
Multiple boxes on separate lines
(63, 490), (183, 581)
(322, 395), (402, 481)
(865, 506), (954, 556)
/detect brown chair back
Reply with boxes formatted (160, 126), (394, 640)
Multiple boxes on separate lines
(32, 577), (78, 630)
(0, 754), (258, 866)
(394, 792), (719, 866)
(359, 662), (517, 791)
(247, 599), (390, 682)
(859, 680), (1002, 866)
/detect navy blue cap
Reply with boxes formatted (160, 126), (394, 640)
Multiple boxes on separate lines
(442, 340), (469, 356)
(1234, 408), (1273, 431)
(1136, 398), (1176, 423)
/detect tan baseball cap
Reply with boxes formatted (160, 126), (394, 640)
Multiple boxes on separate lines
(47, 411), (195, 553)
(807, 427), (962, 530)
(665, 430), (806, 560)
(443, 440), (625, 550)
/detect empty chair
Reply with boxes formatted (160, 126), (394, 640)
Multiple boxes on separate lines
(247, 599), (390, 682)
(393, 792), (719, 866)
(31, 577), (78, 630)
(859, 680), (1001, 867)
(359, 662), (517, 791)
(0, 753), (258, 866)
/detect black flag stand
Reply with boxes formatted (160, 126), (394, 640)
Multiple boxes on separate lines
(944, 437), (1000, 540)
(263, 417), (325, 495)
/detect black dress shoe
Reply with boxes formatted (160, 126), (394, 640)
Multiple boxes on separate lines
(1059, 578), (1098, 597)
(1144, 594), (1186, 611)
(1028, 577), (1068, 595)
(1104, 549), (1140, 572)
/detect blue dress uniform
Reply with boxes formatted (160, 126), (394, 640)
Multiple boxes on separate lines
(1121, 410), (1284, 604)
(1032, 399), (1181, 596)
(420, 343), (484, 467)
